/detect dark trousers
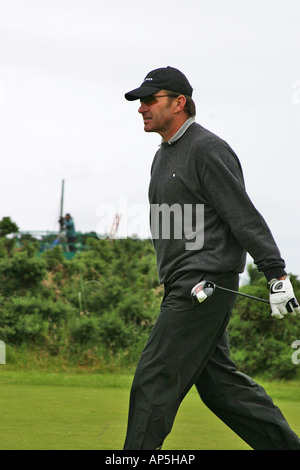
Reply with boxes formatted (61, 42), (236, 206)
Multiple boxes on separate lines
(123, 272), (300, 450)
(67, 236), (76, 252)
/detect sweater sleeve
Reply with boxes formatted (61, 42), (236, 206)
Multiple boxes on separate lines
(198, 140), (286, 282)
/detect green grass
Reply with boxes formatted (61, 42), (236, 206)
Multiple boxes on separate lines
(0, 369), (299, 450)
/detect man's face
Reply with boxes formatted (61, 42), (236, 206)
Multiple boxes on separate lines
(138, 91), (176, 136)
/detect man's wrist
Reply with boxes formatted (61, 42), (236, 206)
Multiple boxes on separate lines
(264, 268), (287, 284)
(269, 275), (288, 286)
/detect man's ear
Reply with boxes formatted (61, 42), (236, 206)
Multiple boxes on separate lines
(173, 95), (186, 114)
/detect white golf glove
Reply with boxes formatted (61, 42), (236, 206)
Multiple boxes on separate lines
(269, 276), (300, 319)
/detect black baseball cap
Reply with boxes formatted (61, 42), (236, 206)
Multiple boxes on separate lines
(125, 66), (193, 101)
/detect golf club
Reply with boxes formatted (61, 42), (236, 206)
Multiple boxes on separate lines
(191, 280), (269, 305)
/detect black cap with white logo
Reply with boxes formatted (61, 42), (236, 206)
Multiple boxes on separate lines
(125, 66), (193, 101)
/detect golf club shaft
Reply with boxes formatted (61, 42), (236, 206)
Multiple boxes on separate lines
(214, 284), (269, 304)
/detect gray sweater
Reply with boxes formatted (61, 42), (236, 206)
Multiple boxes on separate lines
(148, 122), (286, 284)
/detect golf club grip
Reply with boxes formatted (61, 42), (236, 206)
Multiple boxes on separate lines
(215, 284), (269, 304)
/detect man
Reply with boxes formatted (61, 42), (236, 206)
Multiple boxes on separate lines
(123, 66), (300, 450)
(64, 213), (76, 252)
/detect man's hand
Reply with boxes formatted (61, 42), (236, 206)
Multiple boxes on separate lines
(269, 276), (300, 319)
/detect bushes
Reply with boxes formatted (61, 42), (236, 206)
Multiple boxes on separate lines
(0, 236), (160, 368)
(63, 238), (160, 363)
(0, 250), (46, 295)
(0, 227), (299, 379)
(0, 294), (76, 345)
(228, 272), (300, 379)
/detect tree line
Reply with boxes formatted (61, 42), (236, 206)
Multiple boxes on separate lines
(0, 217), (299, 379)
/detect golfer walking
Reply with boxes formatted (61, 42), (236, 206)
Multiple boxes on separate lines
(123, 67), (300, 450)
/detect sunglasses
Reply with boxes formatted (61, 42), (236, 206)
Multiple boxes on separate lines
(140, 94), (179, 106)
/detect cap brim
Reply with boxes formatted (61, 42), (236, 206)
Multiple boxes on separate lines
(125, 85), (161, 101)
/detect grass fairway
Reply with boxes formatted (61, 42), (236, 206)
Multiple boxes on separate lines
(0, 370), (299, 450)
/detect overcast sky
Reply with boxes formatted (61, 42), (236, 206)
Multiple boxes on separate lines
(0, 0), (299, 277)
